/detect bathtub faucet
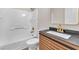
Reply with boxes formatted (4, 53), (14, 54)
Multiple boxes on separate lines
(31, 27), (34, 33)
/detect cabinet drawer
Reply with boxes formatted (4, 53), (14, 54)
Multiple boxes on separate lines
(39, 34), (70, 50)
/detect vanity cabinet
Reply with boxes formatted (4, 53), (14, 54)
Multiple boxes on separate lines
(39, 33), (79, 50)
(51, 8), (78, 24)
(39, 34), (70, 50)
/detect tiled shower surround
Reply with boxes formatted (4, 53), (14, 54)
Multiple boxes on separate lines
(0, 8), (38, 50)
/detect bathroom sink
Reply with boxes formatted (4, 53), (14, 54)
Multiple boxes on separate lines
(47, 31), (71, 39)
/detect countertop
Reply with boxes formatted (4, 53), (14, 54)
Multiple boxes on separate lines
(39, 29), (79, 49)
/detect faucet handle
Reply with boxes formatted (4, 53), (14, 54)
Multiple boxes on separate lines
(32, 27), (34, 31)
(57, 24), (64, 32)
(30, 27), (34, 33)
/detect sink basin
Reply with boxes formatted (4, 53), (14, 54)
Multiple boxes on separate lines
(47, 31), (71, 39)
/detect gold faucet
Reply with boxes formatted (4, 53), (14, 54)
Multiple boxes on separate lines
(57, 24), (64, 32)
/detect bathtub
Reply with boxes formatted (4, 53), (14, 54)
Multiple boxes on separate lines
(0, 36), (37, 50)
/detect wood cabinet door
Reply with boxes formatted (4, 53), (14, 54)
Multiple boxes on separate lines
(39, 34), (70, 50)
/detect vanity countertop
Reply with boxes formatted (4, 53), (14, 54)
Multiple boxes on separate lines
(39, 28), (79, 49)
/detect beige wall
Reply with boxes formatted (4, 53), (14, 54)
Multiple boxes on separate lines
(51, 8), (65, 24)
(38, 8), (51, 31)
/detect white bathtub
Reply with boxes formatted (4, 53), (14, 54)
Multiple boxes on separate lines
(0, 36), (34, 50)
